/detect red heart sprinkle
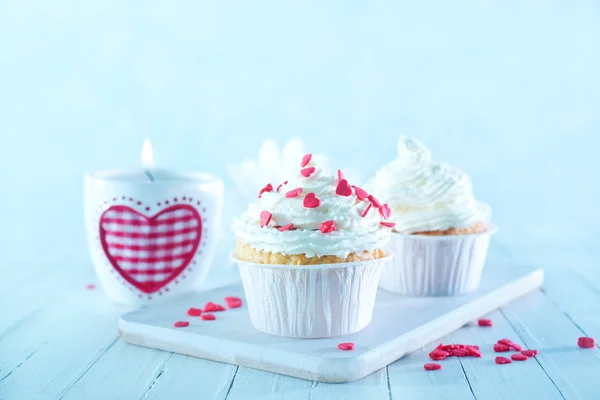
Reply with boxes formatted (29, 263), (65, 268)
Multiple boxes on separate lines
(260, 210), (272, 228)
(201, 314), (216, 321)
(278, 223), (294, 232)
(452, 349), (468, 357)
(338, 169), (344, 181)
(187, 307), (202, 316)
(174, 321), (189, 328)
(276, 180), (288, 192)
(478, 318), (493, 327)
(320, 220), (336, 233)
(354, 186), (368, 201)
(335, 179), (353, 197)
(466, 346), (482, 358)
(258, 183), (273, 198)
(493, 343), (510, 352)
(225, 296), (243, 308)
(300, 167), (316, 177)
(511, 353), (528, 361)
(495, 356), (512, 364)
(429, 349), (450, 360)
(379, 204), (391, 219)
(338, 342), (354, 351)
(521, 350), (538, 357)
(301, 154), (312, 167)
(86, 284), (96, 290)
(498, 339), (522, 351)
(368, 194), (381, 208)
(303, 192), (320, 208)
(361, 204), (372, 218)
(578, 337), (595, 348)
(204, 302), (226, 312)
(380, 221), (396, 228)
(285, 188), (302, 198)
(424, 363), (442, 371)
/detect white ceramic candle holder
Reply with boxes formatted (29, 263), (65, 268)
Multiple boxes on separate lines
(232, 255), (388, 338)
(84, 169), (223, 306)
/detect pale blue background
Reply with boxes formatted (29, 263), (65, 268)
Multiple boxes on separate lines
(1, 1), (599, 261)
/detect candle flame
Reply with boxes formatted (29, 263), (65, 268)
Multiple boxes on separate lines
(141, 138), (154, 168)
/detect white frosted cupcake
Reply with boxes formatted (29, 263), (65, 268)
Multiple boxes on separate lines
(366, 137), (495, 296)
(232, 154), (392, 337)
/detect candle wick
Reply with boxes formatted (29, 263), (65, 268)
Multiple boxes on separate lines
(145, 170), (155, 182)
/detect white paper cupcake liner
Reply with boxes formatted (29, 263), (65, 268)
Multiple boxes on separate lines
(380, 227), (497, 296)
(232, 255), (388, 338)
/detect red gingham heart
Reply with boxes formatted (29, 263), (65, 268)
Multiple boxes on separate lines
(99, 204), (202, 293)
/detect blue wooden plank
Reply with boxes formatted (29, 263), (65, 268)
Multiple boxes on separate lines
(309, 369), (389, 400)
(224, 367), (313, 400)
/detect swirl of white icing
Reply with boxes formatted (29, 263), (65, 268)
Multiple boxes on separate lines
(233, 159), (391, 258)
(366, 137), (492, 234)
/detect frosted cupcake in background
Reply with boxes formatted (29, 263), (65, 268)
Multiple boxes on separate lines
(366, 137), (495, 296)
(232, 154), (393, 337)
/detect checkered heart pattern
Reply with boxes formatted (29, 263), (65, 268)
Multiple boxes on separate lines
(99, 204), (202, 293)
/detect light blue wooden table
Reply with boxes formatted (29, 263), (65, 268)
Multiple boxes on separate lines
(1, 226), (599, 399)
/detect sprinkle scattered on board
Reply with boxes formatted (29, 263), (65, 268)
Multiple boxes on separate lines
(424, 363), (442, 371)
(173, 321), (189, 328)
(85, 284), (96, 290)
(338, 342), (354, 351)
(225, 296), (243, 308)
(201, 314), (216, 321)
(478, 318), (493, 327)
(578, 337), (595, 348)
(204, 302), (226, 312)
(187, 307), (202, 317)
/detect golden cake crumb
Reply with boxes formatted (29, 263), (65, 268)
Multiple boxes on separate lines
(409, 221), (488, 236)
(235, 241), (386, 265)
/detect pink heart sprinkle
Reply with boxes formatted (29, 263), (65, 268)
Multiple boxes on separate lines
(320, 220), (336, 233)
(301, 154), (312, 167)
(511, 353), (528, 361)
(201, 314), (216, 321)
(174, 321), (189, 328)
(260, 210), (272, 228)
(276, 180), (288, 192)
(303, 193), (320, 208)
(478, 318), (493, 327)
(225, 296), (243, 308)
(368, 194), (381, 208)
(380, 221), (396, 228)
(285, 188), (302, 198)
(379, 204), (391, 219)
(521, 349), (538, 357)
(578, 337), (595, 348)
(187, 307), (202, 316)
(258, 183), (273, 198)
(338, 169), (344, 181)
(424, 363), (442, 371)
(354, 186), (368, 201)
(278, 223), (294, 232)
(86, 284), (96, 290)
(204, 302), (226, 312)
(338, 342), (354, 351)
(335, 179), (353, 197)
(361, 203), (372, 218)
(300, 167), (316, 178)
(493, 343), (510, 352)
(495, 356), (512, 364)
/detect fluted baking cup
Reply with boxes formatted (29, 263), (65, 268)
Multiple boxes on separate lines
(231, 254), (389, 338)
(380, 227), (497, 296)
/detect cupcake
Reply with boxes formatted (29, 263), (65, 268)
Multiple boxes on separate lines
(232, 154), (393, 337)
(366, 137), (495, 296)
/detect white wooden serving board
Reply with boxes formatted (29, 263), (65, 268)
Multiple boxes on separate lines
(118, 265), (543, 383)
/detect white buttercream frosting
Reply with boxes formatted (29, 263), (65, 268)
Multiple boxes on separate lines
(233, 158), (391, 258)
(366, 137), (492, 234)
